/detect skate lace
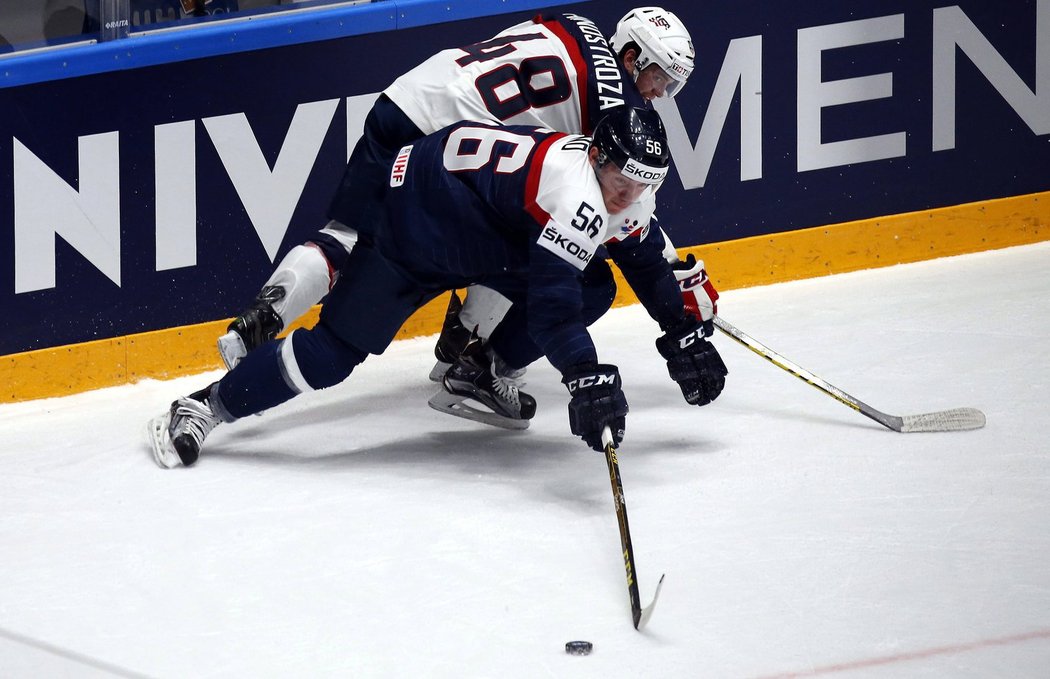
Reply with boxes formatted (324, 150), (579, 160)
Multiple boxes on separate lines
(174, 399), (220, 447)
(491, 358), (526, 408)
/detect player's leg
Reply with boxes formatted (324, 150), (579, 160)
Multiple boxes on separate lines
(428, 260), (617, 429)
(151, 321), (370, 469)
(219, 95), (424, 369)
(151, 245), (439, 468)
(429, 285), (513, 381)
(217, 223), (356, 369)
(428, 334), (538, 430)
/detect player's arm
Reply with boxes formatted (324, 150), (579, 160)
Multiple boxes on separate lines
(522, 218), (631, 453)
(606, 217), (727, 408)
(658, 222), (719, 326)
(523, 221), (598, 373)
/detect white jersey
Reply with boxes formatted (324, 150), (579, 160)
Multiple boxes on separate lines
(525, 133), (657, 270)
(384, 13), (643, 137)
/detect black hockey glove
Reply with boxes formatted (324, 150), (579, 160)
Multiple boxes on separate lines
(562, 363), (629, 452)
(656, 317), (728, 406)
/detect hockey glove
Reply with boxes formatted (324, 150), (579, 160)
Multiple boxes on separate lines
(656, 317), (728, 406)
(562, 363), (629, 452)
(672, 254), (719, 333)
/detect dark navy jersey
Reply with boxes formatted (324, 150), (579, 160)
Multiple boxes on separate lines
(377, 122), (682, 373)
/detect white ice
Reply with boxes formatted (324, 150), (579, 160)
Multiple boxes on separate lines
(2, 242), (1049, 679)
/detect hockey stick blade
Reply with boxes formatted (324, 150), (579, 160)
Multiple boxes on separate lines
(895, 407), (986, 433)
(635, 573), (666, 630)
(713, 316), (986, 434)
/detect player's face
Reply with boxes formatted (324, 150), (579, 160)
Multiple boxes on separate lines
(635, 64), (676, 100)
(622, 49), (681, 100)
(595, 160), (649, 214)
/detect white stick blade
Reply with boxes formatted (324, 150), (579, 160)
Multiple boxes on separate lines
(636, 573), (666, 630)
(900, 408), (986, 432)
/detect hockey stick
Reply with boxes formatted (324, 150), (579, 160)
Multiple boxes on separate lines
(713, 316), (986, 433)
(602, 426), (665, 630)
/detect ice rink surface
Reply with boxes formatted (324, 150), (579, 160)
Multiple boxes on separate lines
(2, 242), (1049, 678)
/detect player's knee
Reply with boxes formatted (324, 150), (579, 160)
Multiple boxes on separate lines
(279, 324), (367, 392)
(308, 221), (359, 272)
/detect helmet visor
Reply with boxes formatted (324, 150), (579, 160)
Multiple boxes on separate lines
(659, 56), (692, 98)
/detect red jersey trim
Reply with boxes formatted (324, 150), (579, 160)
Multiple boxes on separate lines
(535, 16), (591, 134)
(524, 132), (568, 227)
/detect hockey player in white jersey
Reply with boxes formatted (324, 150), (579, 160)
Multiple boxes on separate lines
(217, 7), (698, 371)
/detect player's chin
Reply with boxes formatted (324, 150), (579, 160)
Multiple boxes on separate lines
(606, 199), (632, 214)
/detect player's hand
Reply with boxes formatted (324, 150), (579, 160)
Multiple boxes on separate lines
(656, 318), (728, 406)
(563, 363), (628, 452)
(672, 254), (718, 330)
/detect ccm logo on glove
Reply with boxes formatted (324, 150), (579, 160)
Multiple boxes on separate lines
(562, 364), (629, 452)
(565, 373), (617, 391)
(676, 327), (706, 350)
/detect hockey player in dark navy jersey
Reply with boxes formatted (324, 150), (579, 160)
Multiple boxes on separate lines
(217, 8), (698, 371)
(148, 107), (727, 468)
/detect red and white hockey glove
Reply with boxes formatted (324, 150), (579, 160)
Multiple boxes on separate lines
(671, 254), (719, 330)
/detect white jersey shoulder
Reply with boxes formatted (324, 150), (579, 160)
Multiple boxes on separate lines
(385, 19), (585, 136)
(531, 135), (612, 271)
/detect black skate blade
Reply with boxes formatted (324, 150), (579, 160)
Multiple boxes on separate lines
(427, 390), (530, 430)
(428, 360), (451, 383)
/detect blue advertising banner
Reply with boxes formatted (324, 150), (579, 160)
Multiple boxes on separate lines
(1, 0), (1047, 356)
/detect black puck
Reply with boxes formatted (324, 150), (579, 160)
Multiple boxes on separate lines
(565, 640), (593, 656)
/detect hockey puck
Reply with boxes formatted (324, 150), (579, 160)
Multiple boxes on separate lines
(565, 640), (593, 656)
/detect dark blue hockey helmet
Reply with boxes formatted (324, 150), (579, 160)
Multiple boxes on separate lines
(591, 106), (670, 186)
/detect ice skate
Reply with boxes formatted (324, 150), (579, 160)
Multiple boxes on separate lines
(218, 285), (285, 370)
(147, 386), (222, 469)
(428, 291), (473, 381)
(428, 343), (536, 430)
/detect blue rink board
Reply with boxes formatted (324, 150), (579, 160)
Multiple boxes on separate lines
(0, 0), (1047, 355)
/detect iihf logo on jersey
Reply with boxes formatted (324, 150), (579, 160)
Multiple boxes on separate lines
(390, 145), (413, 187)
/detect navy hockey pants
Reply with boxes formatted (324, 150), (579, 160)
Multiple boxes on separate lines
(216, 243), (445, 419)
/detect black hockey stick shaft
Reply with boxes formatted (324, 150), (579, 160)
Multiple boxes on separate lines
(712, 316), (985, 433)
(603, 427), (644, 628)
(602, 427), (665, 629)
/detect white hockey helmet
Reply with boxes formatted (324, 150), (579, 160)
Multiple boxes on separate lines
(609, 7), (695, 97)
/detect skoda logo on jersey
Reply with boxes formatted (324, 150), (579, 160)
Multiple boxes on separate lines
(538, 222), (595, 271)
(541, 225), (593, 263)
(622, 158), (668, 185)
